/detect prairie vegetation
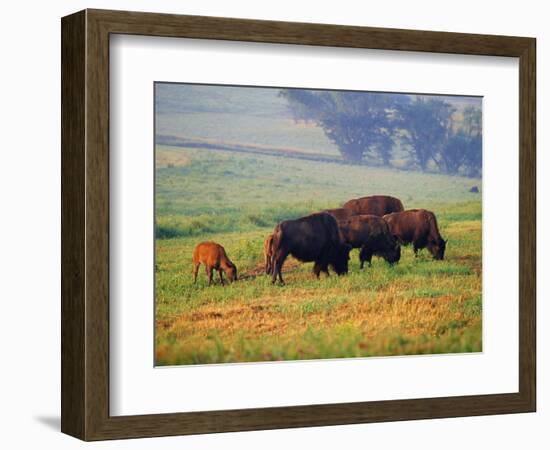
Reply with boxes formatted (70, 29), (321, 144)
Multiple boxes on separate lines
(155, 145), (482, 365)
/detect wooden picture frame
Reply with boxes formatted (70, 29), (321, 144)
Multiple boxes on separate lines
(61, 9), (536, 441)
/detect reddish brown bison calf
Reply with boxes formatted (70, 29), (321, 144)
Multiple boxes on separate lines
(193, 242), (237, 286)
(339, 215), (401, 268)
(343, 195), (404, 216)
(264, 234), (274, 274)
(383, 209), (447, 260)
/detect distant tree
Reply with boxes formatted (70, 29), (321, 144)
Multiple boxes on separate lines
(437, 105), (482, 176)
(462, 105), (482, 136)
(281, 89), (482, 176)
(281, 89), (402, 164)
(399, 97), (455, 171)
(372, 128), (395, 166)
(460, 106), (482, 177)
(441, 130), (470, 174)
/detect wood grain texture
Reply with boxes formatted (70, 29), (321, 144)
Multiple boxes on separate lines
(60, 8), (537, 441)
(88, 8), (532, 56)
(85, 10), (111, 439)
(61, 10), (86, 439)
(518, 39), (536, 409)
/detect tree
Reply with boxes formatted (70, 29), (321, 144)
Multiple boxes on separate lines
(442, 130), (470, 174)
(399, 97), (455, 171)
(281, 89), (401, 164)
(281, 89), (482, 176)
(437, 105), (482, 176)
(460, 106), (482, 177)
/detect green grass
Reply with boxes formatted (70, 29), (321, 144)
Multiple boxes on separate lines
(155, 145), (481, 236)
(155, 145), (482, 365)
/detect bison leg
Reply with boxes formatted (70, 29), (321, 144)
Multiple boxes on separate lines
(271, 249), (288, 285)
(313, 262), (322, 279)
(313, 261), (329, 278)
(359, 247), (372, 269)
(275, 261), (285, 285)
(193, 262), (200, 283)
(271, 261), (278, 284)
(219, 270), (225, 286)
(270, 255), (277, 283)
(270, 252), (279, 279)
(413, 244), (420, 257)
(206, 266), (213, 286)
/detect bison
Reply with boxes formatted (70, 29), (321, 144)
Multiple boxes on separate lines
(342, 195), (404, 216)
(270, 212), (351, 285)
(324, 207), (356, 224)
(264, 234), (274, 274)
(383, 209), (447, 260)
(192, 241), (237, 286)
(339, 215), (401, 268)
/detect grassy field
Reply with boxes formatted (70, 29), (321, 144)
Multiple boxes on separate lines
(155, 145), (482, 365)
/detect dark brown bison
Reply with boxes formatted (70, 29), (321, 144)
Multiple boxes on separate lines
(270, 212), (352, 285)
(264, 234), (274, 274)
(193, 241), (237, 286)
(343, 195), (404, 216)
(383, 209), (447, 260)
(339, 215), (401, 268)
(324, 207), (356, 223)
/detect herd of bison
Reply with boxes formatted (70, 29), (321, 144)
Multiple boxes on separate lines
(192, 195), (448, 286)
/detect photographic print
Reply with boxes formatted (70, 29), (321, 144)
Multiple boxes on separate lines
(154, 82), (482, 366)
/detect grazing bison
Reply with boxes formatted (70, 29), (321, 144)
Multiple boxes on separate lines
(383, 209), (447, 260)
(324, 207), (356, 224)
(193, 241), (237, 286)
(264, 234), (274, 274)
(339, 215), (401, 268)
(343, 195), (404, 216)
(270, 212), (351, 285)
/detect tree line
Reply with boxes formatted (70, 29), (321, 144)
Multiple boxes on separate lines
(280, 90), (482, 177)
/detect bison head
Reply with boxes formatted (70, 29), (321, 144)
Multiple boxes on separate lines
(331, 244), (352, 275)
(428, 238), (447, 260)
(226, 263), (238, 282)
(384, 241), (401, 265)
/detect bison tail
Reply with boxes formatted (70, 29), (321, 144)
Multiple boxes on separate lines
(270, 225), (283, 264)
(271, 224), (283, 249)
